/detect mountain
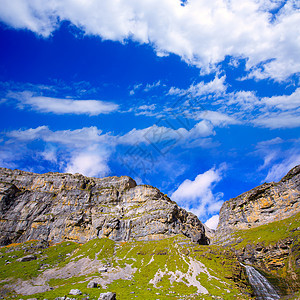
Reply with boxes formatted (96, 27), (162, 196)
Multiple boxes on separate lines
(0, 167), (207, 246)
(215, 165), (300, 244)
(0, 166), (300, 299)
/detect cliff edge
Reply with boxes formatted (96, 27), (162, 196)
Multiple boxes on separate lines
(0, 168), (208, 246)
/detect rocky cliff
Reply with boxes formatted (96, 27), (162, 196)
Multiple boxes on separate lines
(0, 168), (208, 246)
(215, 165), (300, 243)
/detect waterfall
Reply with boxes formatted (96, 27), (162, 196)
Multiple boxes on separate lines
(242, 264), (280, 300)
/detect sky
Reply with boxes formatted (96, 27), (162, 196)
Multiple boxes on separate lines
(0, 0), (299, 230)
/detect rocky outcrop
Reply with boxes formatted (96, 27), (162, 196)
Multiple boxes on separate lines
(236, 237), (300, 294)
(215, 165), (300, 242)
(0, 168), (208, 246)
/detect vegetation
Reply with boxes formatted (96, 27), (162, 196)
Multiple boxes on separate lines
(1, 213), (299, 299)
(0, 236), (253, 299)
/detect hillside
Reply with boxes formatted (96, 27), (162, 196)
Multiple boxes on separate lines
(0, 166), (300, 299)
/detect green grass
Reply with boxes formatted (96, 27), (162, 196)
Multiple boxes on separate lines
(0, 236), (255, 299)
(232, 211), (300, 249)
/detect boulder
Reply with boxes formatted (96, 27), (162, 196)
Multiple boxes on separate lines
(16, 255), (37, 262)
(87, 281), (98, 288)
(98, 267), (108, 273)
(69, 289), (82, 295)
(98, 292), (116, 300)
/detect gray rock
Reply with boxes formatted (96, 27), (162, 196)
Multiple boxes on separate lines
(16, 255), (37, 262)
(0, 167), (208, 246)
(98, 292), (116, 300)
(98, 267), (108, 273)
(69, 289), (82, 295)
(87, 281), (98, 288)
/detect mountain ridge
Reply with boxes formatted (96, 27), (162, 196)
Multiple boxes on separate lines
(0, 167), (208, 246)
(1, 165), (300, 299)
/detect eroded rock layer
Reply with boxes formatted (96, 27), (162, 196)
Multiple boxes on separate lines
(0, 168), (208, 246)
(215, 165), (300, 242)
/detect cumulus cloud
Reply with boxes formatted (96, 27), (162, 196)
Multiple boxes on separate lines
(205, 214), (219, 230)
(197, 111), (240, 127)
(8, 91), (119, 115)
(65, 148), (110, 177)
(171, 164), (226, 218)
(253, 111), (300, 129)
(2, 121), (217, 177)
(0, 0), (299, 80)
(3, 126), (113, 177)
(262, 88), (300, 110)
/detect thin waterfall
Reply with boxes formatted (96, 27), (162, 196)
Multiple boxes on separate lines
(242, 264), (280, 300)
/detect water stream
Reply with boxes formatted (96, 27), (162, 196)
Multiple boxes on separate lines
(242, 264), (280, 300)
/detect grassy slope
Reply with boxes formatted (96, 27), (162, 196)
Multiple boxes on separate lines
(2, 213), (299, 299)
(229, 212), (300, 297)
(0, 236), (253, 300)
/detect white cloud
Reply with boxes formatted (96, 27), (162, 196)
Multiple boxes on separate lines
(171, 164), (226, 218)
(198, 111), (240, 126)
(144, 81), (161, 92)
(255, 137), (300, 182)
(65, 148), (110, 177)
(262, 88), (300, 110)
(6, 126), (110, 146)
(205, 215), (219, 230)
(0, 0), (299, 80)
(129, 83), (142, 95)
(118, 120), (215, 146)
(253, 111), (300, 129)
(39, 147), (57, 163)
(265, 154), (300, 182)
(4, 126), (113, 177)
(168, 75), (227, 96)
(134, 104), (158, 117)
(8, 91), (119, 115)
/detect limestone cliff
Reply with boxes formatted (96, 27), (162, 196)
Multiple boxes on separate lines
(215, 165), (300, 243)
(0, 168), (208, 246)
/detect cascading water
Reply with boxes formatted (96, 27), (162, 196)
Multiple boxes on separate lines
(242, 264), (280, 300)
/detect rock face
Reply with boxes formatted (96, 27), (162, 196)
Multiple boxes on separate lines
(0, 167), (208, 246)
(215, 165), (300, 242)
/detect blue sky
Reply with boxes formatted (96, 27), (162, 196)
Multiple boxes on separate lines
(0, 0), (299, 229)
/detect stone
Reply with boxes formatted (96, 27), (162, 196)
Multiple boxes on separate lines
(69, 289), (82, 295)
(98, 292), (116, 300)
(0, 167), (208, 246)
(87, 281), (98, 288)
(16, 255), (37, 262)
(98, 267), (108, 273)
